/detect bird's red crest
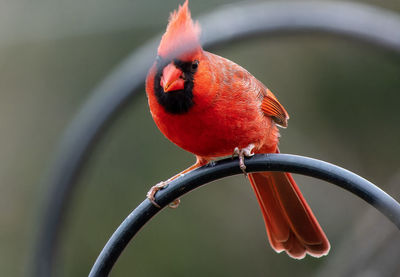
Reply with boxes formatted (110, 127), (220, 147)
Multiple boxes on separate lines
(158, 0), (201, 61)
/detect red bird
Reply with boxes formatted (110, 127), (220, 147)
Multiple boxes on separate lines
(145, 1), (330, 259)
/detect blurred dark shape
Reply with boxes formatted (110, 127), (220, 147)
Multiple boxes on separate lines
(30, 1), (400, 277)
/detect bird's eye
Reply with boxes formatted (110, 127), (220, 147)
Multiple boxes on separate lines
(191, 60), (199, 70)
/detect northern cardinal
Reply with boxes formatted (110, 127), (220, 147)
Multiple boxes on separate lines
(145, 0), (330, 259)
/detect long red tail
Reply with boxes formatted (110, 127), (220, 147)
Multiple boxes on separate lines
(248, 169), (330, 259)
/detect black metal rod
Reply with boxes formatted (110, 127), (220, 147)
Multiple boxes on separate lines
(88, 154), (400, 277)
(32, 1), (400, 277)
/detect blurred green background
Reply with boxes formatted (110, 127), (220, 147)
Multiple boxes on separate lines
(1, 0), (400, 276)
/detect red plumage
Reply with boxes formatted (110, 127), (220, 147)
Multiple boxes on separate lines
(145, 0), (330, 259)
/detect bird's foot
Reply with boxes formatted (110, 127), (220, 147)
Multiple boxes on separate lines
(146, 181), (181, 209)
(146, 181), (167, 208)
(233, 143), (255, 174)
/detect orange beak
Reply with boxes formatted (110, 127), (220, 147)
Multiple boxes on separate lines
(160, 63), (185, 92)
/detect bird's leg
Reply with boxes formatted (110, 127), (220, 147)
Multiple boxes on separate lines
(146, 156), (209, 208)
(233, 143), (255, 174)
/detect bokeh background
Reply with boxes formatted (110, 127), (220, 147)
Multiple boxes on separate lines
(1, 0), (400, 276)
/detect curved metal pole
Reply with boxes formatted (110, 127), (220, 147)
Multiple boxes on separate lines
(32, 1), (400, 277)
(88, 154), (400, 277)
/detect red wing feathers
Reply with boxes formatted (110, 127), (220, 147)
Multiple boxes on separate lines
(261, 89), (289, 128)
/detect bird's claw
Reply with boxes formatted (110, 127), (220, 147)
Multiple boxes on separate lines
(146, 181), (168, 208)
(169, 198), (181, 209)
(146, 181), (181, 209)
(233, 144), (255, 174)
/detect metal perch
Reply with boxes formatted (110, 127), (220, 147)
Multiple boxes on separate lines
(88, 154), (400, 277)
